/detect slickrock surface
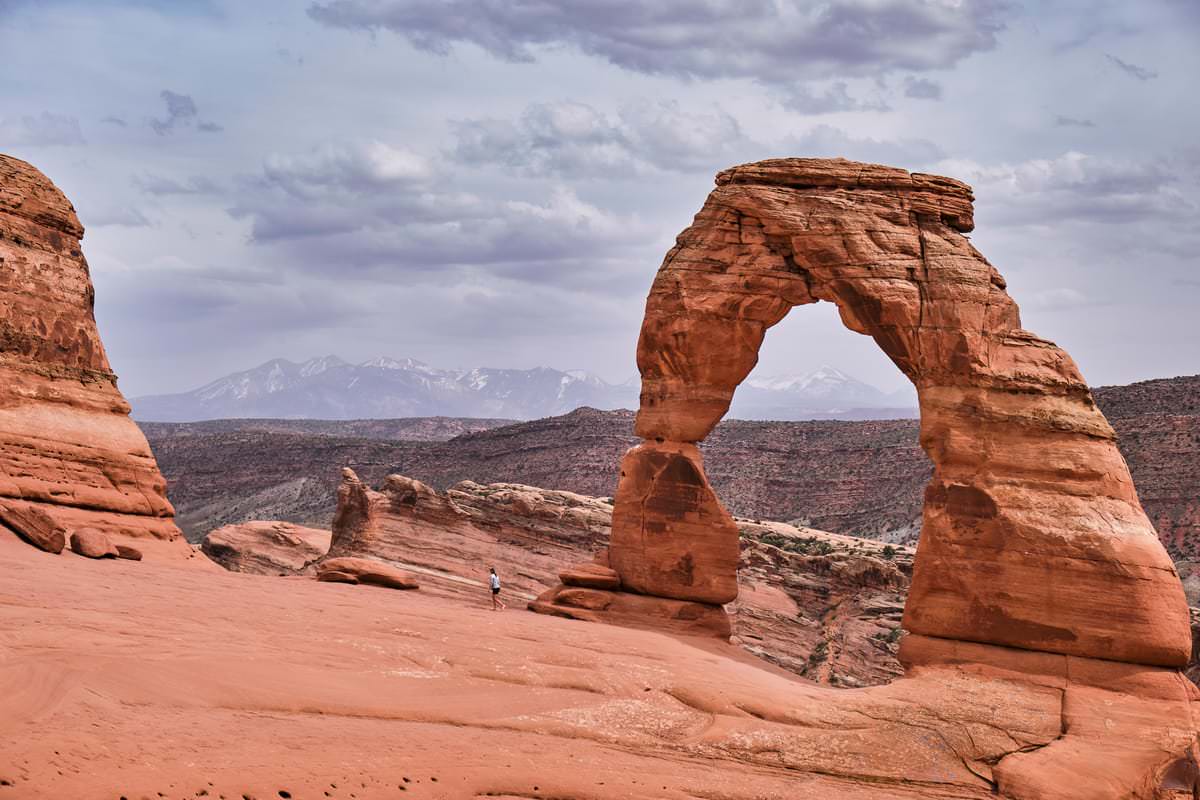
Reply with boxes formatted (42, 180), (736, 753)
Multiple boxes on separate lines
(544, 157), (1189, 669)
(2, 529), (1196, 799)
(213, 469), (910, 686)
(0, 154), (188, 559)
(202, 520), (331, 575)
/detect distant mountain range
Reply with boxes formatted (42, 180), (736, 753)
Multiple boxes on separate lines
(129, 356), (918, 422)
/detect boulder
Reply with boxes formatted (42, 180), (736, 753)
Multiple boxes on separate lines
(0, 502), (66, 554)
(559, 562), (620, 591)
(202, 521), (330, 575)
(530, 585), (731, 639)
(70, 528), (119, 559)
(316, 557), (419, 590)
(0, 155), (187, 558)
(114, 544), (143, 561)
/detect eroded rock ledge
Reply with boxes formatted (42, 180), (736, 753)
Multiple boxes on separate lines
(204, 469), (908, 685)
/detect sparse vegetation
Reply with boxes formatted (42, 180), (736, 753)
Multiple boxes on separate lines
(757, 531), (835, 556)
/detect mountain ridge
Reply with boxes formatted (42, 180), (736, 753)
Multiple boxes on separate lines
(131, 355), (919, 422)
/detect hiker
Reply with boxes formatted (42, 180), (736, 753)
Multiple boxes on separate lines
(489, 566), (506, 610)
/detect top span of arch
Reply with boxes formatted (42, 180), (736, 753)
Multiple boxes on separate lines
(716, 157), (976, 232)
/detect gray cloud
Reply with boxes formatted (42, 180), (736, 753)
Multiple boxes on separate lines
(903, 76), (943, 99)
(784, 125), (945, 169)
(1105, 53), (1158, 80)
(307, 0), (1010, 93)
(149, 89), (223, 135)
(0, 111), (86, 146)
(101, 115), (128, 127)
(1054, 115), (1096, 128)
(229, 140), (654, 289)
(151, 90), (198, 135)
(781, 81), (890, 113)
(942, 151), (1192, 226)
(86, 205), (152, 228)
(1024, 287), (1097, 311)
(255, 140), (435, 197)
(452, 100), (744, 178)
(134, 173), (223, 195)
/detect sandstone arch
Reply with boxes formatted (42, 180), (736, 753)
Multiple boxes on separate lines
(539, 157), (1190, 669)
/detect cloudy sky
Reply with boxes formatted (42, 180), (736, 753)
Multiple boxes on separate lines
(1, 0), (1196, 397)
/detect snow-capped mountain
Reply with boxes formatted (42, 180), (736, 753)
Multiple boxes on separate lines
(130, 358), (917, 422)
(735, 365), (916, 418)
(131, 356), (638, 422)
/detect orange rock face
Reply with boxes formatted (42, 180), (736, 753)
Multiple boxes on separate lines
(202, 521), (331, 575)
(608, 441), (739, 604)
(0, 154), (186, 558)
(588, 157), (1189, 668)
(315, 556), (420, 590)
(323, 468), (615, 603)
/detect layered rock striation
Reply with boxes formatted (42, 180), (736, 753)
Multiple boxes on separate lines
(0, 154), (186, 558)
(323, 468), (615, 603)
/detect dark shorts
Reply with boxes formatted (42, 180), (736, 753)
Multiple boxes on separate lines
(491, 587), (500, 595)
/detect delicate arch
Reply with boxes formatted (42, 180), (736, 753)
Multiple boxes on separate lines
(606, 158), (1188, 667)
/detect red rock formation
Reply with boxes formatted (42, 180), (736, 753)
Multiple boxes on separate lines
(307, 467), (911, 683)
(539, 157), (1189, 671)
(0, 154), (187, 559)
(202, 521), (331, 575)
(322, 468), (614, 603)
(69, 528), (119, 559)
(0, 503), (66, 553)
(315, 556), (419, 590)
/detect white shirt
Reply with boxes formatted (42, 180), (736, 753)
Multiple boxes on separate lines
(490, 573), (500, 589)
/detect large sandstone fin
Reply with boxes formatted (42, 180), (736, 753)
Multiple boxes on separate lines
(0, 154), (186, 557)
